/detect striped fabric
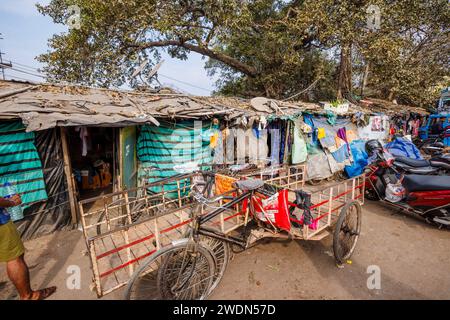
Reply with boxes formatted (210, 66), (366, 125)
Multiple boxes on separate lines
(137, 121), (213, 198)
(0, 121), (48, 207)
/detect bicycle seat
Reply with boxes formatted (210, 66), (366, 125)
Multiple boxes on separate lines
(234, 179), (265, 191)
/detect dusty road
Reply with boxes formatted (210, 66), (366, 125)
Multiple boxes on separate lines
(1, 201), (450, 300)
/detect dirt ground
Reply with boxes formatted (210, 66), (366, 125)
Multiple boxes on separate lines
(1, 200), (450, 300)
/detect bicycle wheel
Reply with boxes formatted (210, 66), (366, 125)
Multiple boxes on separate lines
(124, 240), (215, 300)
(183, 225), (230, 295)
(333, 201), (362, 265)
(199, 236), (230, 294)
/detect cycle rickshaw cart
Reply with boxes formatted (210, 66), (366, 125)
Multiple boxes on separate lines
(78, 166), (364, 299)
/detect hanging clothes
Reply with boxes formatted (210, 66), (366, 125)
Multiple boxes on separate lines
(303, 114), (317, 145)
(225, 128), (235, 164)
(269, 121), (281, 166)
(210, 131), (219, 149)
(317, 128), (326, 140)
(319, 135), (336, 149)
(346, 129), (358, 143)
(292, 120), (308, 164)
(326, 110), (337, 125)
(331, 145), (350, 163)
(412, 119), (420, 137)
(213, 130), (224, 164)
(279, 122), (287, 164)
(246, 127), (269, 164)
(336, 127), (350, 152)
(75, 127), (89, 157)
(286, 122), (294, 164)
(236, 128), (246, 164)
(335, 136), (347, 148)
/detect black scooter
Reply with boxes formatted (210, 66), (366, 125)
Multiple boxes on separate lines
(393, 154), (450, 175)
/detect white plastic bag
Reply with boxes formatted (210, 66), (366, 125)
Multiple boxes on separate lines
(385, 183), (405, 203)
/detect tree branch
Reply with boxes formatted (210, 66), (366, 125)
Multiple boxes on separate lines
(125, 39), (258, 77)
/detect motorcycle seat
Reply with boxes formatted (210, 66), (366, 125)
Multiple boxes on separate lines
(394, 156), (429, 167)
(402, 175), (450, 192)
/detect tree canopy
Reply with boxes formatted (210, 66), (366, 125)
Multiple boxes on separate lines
(37, 0), (449, 106)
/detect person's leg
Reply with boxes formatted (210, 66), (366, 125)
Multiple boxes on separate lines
(6, 254), (33, 299)
(6, 254), (57, 300)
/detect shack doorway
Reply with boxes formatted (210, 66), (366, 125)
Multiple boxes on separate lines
(66, 127), (116, 202)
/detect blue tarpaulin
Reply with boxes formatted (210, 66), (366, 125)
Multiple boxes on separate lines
(345, 140), (368, 178)
(385, 137), (423, 160)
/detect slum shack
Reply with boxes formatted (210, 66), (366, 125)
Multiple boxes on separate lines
(0, 80), (428, 239)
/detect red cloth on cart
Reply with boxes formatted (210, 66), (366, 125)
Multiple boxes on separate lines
(252, 189), (291, 232)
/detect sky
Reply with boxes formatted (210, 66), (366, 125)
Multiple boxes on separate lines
(0, 0), (216, 95)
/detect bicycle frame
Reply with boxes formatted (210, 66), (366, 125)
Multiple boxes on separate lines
(193, 189), (254, 248)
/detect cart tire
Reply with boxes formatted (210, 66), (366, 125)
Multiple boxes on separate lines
(124, 240), (215, 300)
(333, 201), (362, 265)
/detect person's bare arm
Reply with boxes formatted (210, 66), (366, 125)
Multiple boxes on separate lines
(0, 197), (15, 208)
(0, 195), (22, 208)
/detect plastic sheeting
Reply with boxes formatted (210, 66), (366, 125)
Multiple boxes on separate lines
(385, 137), (423, 160)
(15, 128), (72, 240)
(0, 122), (47, 206)
(137, 121), (213, 197)
(306, 151), (333, 180)
(345, 140), (369, 178)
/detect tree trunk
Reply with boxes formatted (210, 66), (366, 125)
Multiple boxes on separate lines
(337, 43), (352, 99)
(360, 62), (370, 97)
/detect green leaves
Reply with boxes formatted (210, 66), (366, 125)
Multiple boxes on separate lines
(37, 0), (449, 106)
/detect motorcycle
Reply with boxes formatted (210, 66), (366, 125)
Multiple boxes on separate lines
(364, 140), (450, 228)
(393, 153), (450, 175)
(417, 125), (450, 155)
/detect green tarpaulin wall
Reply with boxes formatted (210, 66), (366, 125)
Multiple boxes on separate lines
(137, 121), (212, 198)
(0, 121), (48, 207)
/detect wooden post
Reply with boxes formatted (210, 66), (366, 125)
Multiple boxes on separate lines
(176, 180), (182, 208)
(89, 241), (103, 297)
(327, 187), (333, 226)
(60, 127), (78, 225)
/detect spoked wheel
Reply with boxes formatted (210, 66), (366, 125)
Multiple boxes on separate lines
(198, 236), (230, 294)
(333, 201), (362, 265)
(183, 224), (231, 295)
(124, 241), (215, 300)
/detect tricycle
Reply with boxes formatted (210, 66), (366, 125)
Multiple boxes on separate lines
(78, 167), (364, 300)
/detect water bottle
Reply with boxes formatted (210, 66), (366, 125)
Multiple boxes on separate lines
(2, 182), (24, 221)
(0, 207), (10, 225)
